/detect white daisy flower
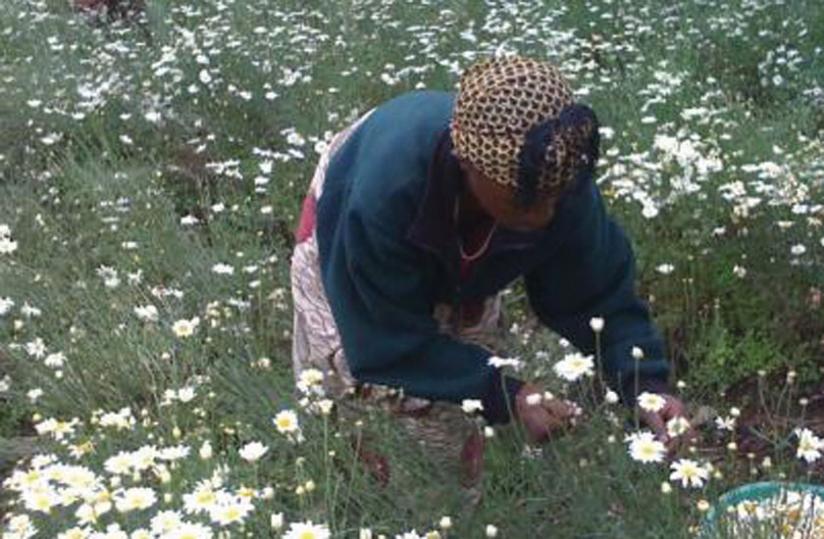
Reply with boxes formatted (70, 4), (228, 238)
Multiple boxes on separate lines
(487, 356), (523, 370)
(238, 441), (268, 463)
(0, 236), (17, 255)
(669, 459), (709, 488)
(715, 416), (736, 431)
(666, 416), (691, 437)
(0, 296), (14, 316)
(134, 305), (159, 322)
(795, 428), (823, 463)
(172, 317), (200, 338)
(553, 352), (595, 382)
(283, 521), (330, 539)
(211, 263), (234, 275)
(273, 410), (300, 434)
(637, 392), (666, 413)
(460, 399), (484, 414)
(114, 487), (157, 513)
(626, 431), (666, 463)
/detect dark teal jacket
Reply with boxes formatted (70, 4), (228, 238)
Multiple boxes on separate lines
(315, 91), (669, 423)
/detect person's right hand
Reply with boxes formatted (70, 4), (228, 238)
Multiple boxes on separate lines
(514, 383), (579, 443)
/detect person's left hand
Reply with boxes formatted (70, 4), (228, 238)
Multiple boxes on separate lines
(515, 383), (580, 443)
(637, 393), (697, 453)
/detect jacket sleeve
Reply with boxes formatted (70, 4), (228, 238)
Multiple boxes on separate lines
(321, 208), (521, 424)
(524, 182), (670, 403)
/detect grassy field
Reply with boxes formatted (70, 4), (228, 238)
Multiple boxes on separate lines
(1, 0), (823, 537)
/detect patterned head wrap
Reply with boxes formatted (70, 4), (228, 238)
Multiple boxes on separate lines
(450, 56), (600, 205)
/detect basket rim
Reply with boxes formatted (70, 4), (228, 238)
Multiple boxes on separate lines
(701, 481), (824, 536)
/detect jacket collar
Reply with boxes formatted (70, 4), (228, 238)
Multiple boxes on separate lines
(407, 128), (546, 269)
(406, 128), (462, 261)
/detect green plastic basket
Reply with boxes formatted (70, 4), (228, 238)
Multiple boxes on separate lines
(701, 481), (824, 537)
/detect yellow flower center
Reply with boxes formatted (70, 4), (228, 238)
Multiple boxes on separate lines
(195, 490), (216, 505)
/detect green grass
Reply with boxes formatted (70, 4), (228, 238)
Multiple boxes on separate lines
(1, 0), (823, 537)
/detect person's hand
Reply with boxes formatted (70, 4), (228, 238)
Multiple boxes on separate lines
(515, 383), (580, 443)
(637, 393), (697, 453)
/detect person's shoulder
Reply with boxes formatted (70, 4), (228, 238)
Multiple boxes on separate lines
(331, 90), (454, 169)
(344, 91), (454, 226)
(358, 90), (455, 144)
(373, 90), (455, 117)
